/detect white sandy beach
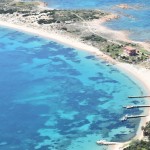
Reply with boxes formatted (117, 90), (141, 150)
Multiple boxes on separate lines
(109, 63), (150, 150)
(88, 17), (150, 52)
(0, 19), (150, 150)
(0, 19), (116, 64)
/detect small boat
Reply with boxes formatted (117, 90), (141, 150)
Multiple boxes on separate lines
(96, 140), (116, 145)
(120, 114), (128, 121)
(123, 105), (134, 109)
(96, 140), (106, 145)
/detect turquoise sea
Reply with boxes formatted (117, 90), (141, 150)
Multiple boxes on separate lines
(46, 0), (150, 42)
(0, 25), (146, 150)
(0, 0), (149, 149)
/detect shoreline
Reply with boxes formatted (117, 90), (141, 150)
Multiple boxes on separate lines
(0, 20), (116, 64)
(0, 20), (150, 150)
(110, 63), (150, 150)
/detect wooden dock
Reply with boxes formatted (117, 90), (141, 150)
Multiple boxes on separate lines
(127, 115), (147, 119)
(128, 96), (150, 98)
(123, 105), (150, 109)
(96, 140), (117, 145)
(121, 114), (147, 121)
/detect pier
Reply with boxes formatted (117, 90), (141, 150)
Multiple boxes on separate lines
(121, 114), (147, 121)
(128, 96), (150, 98)
(123, 105), (150, 109)
(96, 140), (117, 145)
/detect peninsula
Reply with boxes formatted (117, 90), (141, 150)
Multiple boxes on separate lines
(0, 1), (150, 150)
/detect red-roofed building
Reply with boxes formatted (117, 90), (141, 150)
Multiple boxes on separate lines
(124, 46), (137, 56)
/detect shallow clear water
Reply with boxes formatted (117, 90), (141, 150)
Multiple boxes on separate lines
(0, 27), (146, 149)
(45, 0), (150, 42)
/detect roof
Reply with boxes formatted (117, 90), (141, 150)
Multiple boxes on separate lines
(124, 46), (136, 51)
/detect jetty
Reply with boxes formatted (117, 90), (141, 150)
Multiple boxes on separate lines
(121, 114), (147, 121)
(123, 105), (150, 109)
(128, 96), (150, 98)
(96, 140), (117, 145)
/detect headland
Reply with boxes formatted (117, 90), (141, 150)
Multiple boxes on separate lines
(0, 1), (150, 150)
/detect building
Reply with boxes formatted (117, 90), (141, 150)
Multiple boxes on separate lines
(124, 46), (137, 56)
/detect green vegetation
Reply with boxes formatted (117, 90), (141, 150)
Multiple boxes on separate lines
(104, 43), (149, 63)
(0, 0), (13, 3)
(0, 0), (13, 2)
(124, 140), (150, 150)
(39, 9), (107, 23)
(82, 34), (150, 63)
(0, 3), (149, 65)
(119, 53), (149, 64)
(124, 122), (150, 150)
(142, 122), (150, 140)
(0, 9), (16, 14)
(140, 48), (150, 56)
(0, 9), (31, 14)
(41, 9), (55, 15)
(0, 0), (40, 11)
(104, 44), (123, 59)
(12, 2), (36, 7)
(82, 35), (125, 60)
(83, 34), (107, 42)
(38, 19), (58, 24)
